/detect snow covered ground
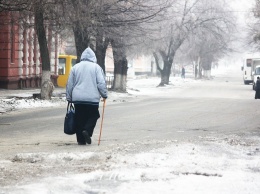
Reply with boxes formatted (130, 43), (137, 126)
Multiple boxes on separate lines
(1, 135), (260, 194)
(1, 66), (260, 194)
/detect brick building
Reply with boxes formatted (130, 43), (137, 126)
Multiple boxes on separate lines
(0, 11), (59, 89)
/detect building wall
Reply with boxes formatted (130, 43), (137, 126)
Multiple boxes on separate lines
(105, 45), (156, 77)
(0, 12), (59, 89)
(129, 55), (155, 76)
(0, 12), (19, 89)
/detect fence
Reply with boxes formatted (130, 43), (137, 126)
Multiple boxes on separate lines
(106, 75), (114, 89)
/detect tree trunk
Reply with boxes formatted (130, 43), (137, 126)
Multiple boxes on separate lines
(73, 25), (90, 63)
(96, 31), (109, 73)
(70, 0), (90, 63)
(153, 51), (173, 86)
(201, 56), (213, 78)
(159, 60), (172, 86)
(34, 3), (54, 100)
(111, 40), (128, 92)
(195, 56), (200, 79)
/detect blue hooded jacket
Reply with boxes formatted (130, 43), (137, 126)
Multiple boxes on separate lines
(66, 47), (107, 105)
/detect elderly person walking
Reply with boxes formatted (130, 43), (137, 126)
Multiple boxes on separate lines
(66, 47), (108, 145)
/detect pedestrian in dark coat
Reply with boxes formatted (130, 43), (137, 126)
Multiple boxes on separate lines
(66, 47), (108, 145)
(181, 67), (185, 79)
(255, 77), (260, 99)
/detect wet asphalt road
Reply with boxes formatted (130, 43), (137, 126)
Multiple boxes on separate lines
(1, 71), (260, 154)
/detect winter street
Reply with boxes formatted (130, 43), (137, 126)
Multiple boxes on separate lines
(0, 67), (260, 193)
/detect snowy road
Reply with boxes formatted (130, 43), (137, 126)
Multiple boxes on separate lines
(0, 67), (260, 193)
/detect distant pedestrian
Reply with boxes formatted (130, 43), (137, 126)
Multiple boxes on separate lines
(66, 47), (108, 145)
(181, 66), (185, 79)
(255, 77), (260, 99)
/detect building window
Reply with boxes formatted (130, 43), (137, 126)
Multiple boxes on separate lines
(58, 58), (66, 75)
(247, 59), (252, 67)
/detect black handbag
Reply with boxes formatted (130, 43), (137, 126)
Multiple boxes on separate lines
(64, 102), (76, 135)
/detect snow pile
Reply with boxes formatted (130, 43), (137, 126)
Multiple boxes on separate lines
(0, 97), (67, 113)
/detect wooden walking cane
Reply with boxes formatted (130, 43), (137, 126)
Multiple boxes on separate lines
(98, 99), (106, 145)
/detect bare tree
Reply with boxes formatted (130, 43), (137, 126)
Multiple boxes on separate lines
(33, 1), (55, 99)
(182, 24), (234, 79)
(149, 0), (235, 86)
(18, 0), (64, 99)
(247, 0), (260, 50)
(58, 0), (169, 91)
(105, 0), (169, 91)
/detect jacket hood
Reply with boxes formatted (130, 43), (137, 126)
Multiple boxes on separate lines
(80, 47), (97, 63)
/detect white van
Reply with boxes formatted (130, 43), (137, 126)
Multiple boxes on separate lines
(253, 65), (260, 90)
(241, 53), (260, 85)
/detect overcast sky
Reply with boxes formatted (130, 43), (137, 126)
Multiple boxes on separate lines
(229, 0), (255, 24)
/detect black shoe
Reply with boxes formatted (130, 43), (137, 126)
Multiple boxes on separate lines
(78, 142), (86, 145)
(82, 130), (91, 144)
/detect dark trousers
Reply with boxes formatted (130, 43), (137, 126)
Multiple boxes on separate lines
(74, 104), (100, 143)
(255, 90), (260, 99)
